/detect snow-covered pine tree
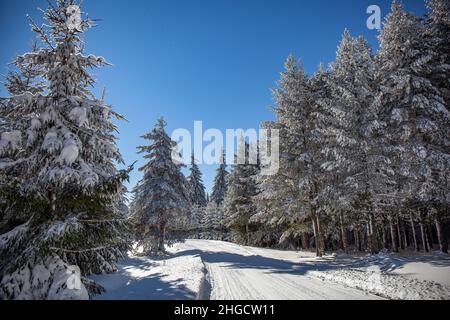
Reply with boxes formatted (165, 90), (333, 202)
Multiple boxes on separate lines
(1, 42), (46, 234)
(0, 0), (131, 299)
(424, 0), (450, 253)
(132, 118), (190, 254)
(188, 153), (207, 207)
(224, 139), (259, 245)
(255, 56), (330, 255)
(426, 0), (450, 109)
(273, 56), (330, 256)
(3, 42), (45, 97)
(377, 1), (450, 253)
(202, 202), (225, 240)
(253, 119), (305, 249)
(210, 150), (228, 205)
(297, 61), (335, 256)
(324, 31), (381, 253)
(190, 204), (206, 235)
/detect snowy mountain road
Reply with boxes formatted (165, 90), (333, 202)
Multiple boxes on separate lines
(181, 240), (383, 300)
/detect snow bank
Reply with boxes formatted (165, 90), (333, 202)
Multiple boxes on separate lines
(307, 251), (450, 300)
(0, 255), (89, 300)
(90, 243), (207, 300)
(308, 268), (449, 300)
(388, 251), (450, 287)
(221, 242), (450, 300)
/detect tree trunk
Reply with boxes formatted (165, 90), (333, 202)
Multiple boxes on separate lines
(410, 213), (419, 252)
(311, 210), (324, 257)
(316, 215), (325, 257)
(367, 223), (373, 253)
(302, 233), (309, 250)
(158, 224), (166, 252)
(420, 222), (429, 253)
(339, 212), (348, 252)
(427, 225), (434, 251)
(245, 223), (250, 246)
(390, 220), (399, 253)
(316, 215), (323, 257)
(367, 214), (377, 254)
(435, 219), (448, 254)
(311, 217), (319, 256)
(381, 222), (388, 250)
(355, 229), (362, 252)
(397, 217), (404, 250)
(401, 220), (408, 249)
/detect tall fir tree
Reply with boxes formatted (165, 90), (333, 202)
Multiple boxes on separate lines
(132, 118), (190, 254)
(3, 42), (45, 97)
(210, 150), (228, 205)
(0, 0), (131, 299)
(253, 121), (291, 236)
(425, 0), (450, 252)
(1, 42), (47, 234)
(188, 153), (207, 207)
(277, 56), (329, 256)
(256, 56), (329, 256)
(425, 0), (450, 109)
(224, 140), (259, 245)
(203, 201), (225, 240)
(377, 1), (450, 252)
(325, 31), (380, 252)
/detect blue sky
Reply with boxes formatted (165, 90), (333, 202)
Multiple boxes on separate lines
(0, 0), (427, 193)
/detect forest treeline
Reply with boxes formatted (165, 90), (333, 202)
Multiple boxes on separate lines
(182, 0), (450, 257)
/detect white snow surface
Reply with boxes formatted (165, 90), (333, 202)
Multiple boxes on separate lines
(183, 240), (381, 300)
(302, 250), (450, 300)
(90, 240), (450, 300)
(90, 243), (207, 300)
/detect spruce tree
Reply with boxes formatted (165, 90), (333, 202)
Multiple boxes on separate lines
(188, 153), (207, 207)
(257, 56), (330, 256)
(132, 118), (190, 254)
(203, 201), (224, 239)
(210, 150), (228, 205)
(425, 0), (450, 253)
(377, 0), (450, 252)
(224, 140), (259, 245)
(276, 56), (329, 256)
(253, 121), (290, 231)
(325, 31), (380, 253)
(0, 0), (131, 299)
(371, 1), (449, 253)
(3, 42), (45, 97)
(426, 0), (450, 109)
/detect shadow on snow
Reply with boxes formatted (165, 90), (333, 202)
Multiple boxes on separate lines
(91, 256), (197, 300)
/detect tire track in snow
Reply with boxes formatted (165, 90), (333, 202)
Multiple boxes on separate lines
(184, 240), (383, 300)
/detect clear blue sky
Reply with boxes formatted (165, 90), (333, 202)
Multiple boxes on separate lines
(0, 0), (427, 194)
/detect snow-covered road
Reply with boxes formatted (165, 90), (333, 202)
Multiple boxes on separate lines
(180, 240), (383, 300)
(92, 240), (449, 300)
